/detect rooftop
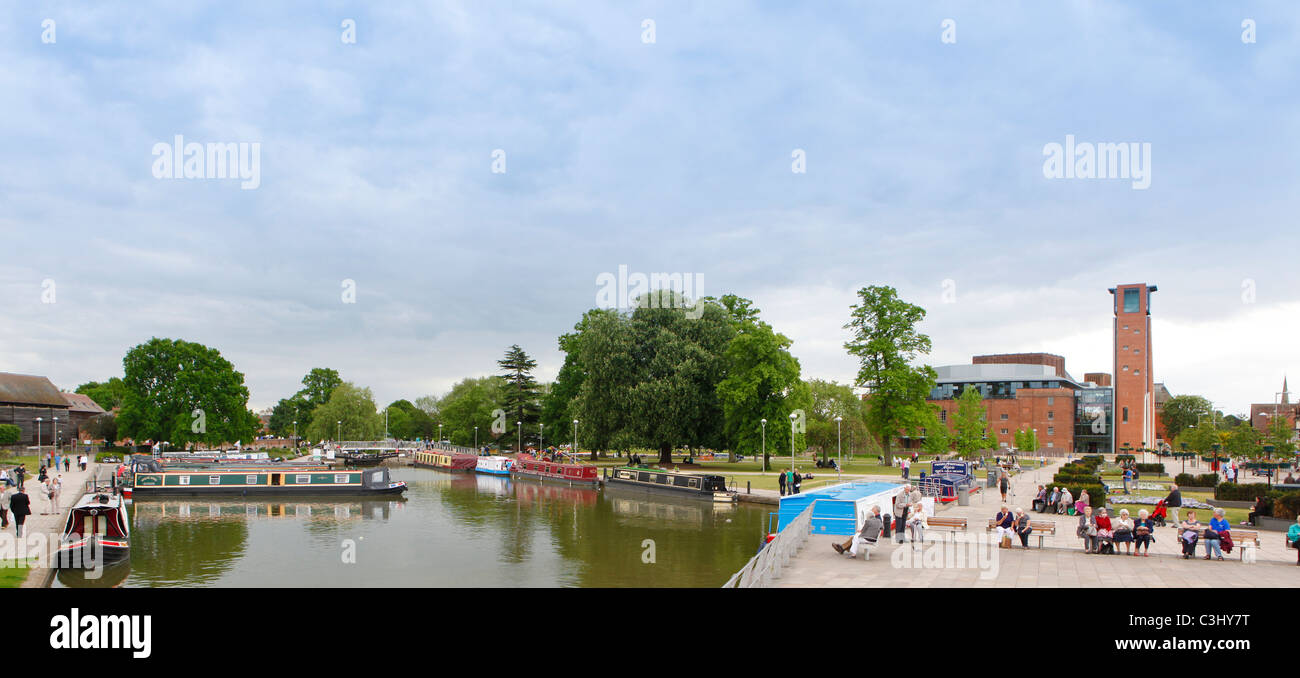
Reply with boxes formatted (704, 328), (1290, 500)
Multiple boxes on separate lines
(0, 372), (72, 408)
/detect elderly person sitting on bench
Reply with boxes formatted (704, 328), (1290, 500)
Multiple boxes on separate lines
(833, 505), (884, 559)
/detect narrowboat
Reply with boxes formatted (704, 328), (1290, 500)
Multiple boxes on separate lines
(129, 458), (407, 497)
(605, 467), (734, 502)
(510, 455), (600, 486)
(474, 456), (513, 476)
(412, 450), (478, 472)
(56, 491), (131, 569)
(339, 451), (398, 466)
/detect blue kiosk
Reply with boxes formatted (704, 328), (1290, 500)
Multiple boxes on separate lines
(775, 481), (905, 536)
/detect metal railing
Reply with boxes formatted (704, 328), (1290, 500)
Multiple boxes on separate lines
(722, 503), (814, 588)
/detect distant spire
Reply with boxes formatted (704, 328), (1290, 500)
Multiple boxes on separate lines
(1284, 375), (1290, 405)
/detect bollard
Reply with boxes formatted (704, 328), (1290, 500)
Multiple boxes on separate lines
(747, 481), (751, 494)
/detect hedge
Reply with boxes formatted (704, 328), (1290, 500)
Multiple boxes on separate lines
(1214, 483), (1275, 502)
(1274, 494), (1300, 521)
(0, 424), (20, 445)
(1174, 473), (1219, 488)
(1135, 463), (1165, 474)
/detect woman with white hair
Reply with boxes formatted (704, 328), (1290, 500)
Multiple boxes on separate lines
(906, 502), (926, 546)
(1204, 507), (1229, 561)
(1114, 508), (1135, 555)
(1133, 509), (1155, 557)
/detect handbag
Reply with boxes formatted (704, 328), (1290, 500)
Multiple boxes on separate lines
(1000, 535), (1012, 548)
(1086, 523), (1098, 536)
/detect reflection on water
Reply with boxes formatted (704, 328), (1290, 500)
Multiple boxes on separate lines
(57, 468), (767, 588)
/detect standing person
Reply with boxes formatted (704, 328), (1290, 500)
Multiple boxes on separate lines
(833, 505), (883, 559)
(998, 471), (1010, 503)
(791, 469), (802, 495)
(1133, 509), (1155, 557)
(40, 478), (55, 515)
(777, 469), (787, 496)
(65, 456), (71, 472)
(901, 457), (909, 480)
(13, 465), (26, 492)
(894, 490), (911, 543)
(1123, 467), (1133, 494)
(1164, 484), (1183, 525)
(10, 485), (31, 537)
(52, 475), (63, 512)
(0, 482), (10, 528)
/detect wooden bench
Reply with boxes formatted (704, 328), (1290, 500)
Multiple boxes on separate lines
(985, 518), (1058, 548)
(1232, 529), (1261, 561)
(927, 516), (968, 538)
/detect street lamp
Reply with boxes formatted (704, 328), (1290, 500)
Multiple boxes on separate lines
(474, 426), (478, 450)
(438, 423), (443, 445)
(517, 421), (522, 454)
(53, 416), (59, 456)
(573, 419), (579, 460)
(789, 412), (797, 476)
(1180, 442), (1188, 475)
(539, 422), (544, 452)
(760, 418), (767, 474)
(835, 415), (843, 483)
(292, 421), (297, 449)
(337, 421), (341, 448)
(35, 417), (43, 454)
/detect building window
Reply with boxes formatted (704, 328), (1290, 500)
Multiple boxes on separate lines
(1123, 345), (1129, 351)
(939, 410), (947, 423)
(1134, 349), (1140, 355)
(1047, 427), (1054, 436)
(1047, 397), (1054, 405)
(1047, 442), (1054, 448)
(1001, 428), (1009, 435)
(1122, 365), (1129, 371)
(1123, 407), (1129, 423)
(1048, 411), (1054, 420)
(1133, 370), (1140, 376)
(1000, 413), (1008, 420)
(1123, 288), (1139, 313)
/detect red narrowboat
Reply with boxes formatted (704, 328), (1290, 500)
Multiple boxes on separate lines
(413, 450), (478, 472)
(510, 455), (600, 486)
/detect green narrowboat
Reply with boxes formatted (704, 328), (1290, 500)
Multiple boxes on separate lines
(130, 460), (407, 498)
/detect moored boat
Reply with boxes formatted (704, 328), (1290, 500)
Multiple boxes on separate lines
(510, 454), (599, 486)
(474, 456), (513, 476)
(56, 491), (130, 569)
(413, 450), (478, 472)
(606, 466), (733, 502)
(129, 458), (407, 497)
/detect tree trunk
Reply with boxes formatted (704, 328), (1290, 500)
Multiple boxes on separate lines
(591, 448), (599, 462)
(657, 441), (672, 465)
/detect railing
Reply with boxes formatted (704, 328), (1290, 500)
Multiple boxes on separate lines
(722, 503), (814, 588)
(335, 440), (427, 451)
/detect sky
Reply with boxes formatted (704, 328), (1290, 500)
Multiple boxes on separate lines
(2, 1), (1297, 416)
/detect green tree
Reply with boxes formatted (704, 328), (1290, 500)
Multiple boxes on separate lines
(1264, 414), (1297, 458)
(435, 376), (505, 447)
(564, 310), (634, 460)
(844, 285), (938, 465)
(266, 368), (343, 439)
(75, 378), (128, 411)
(950, 388), (995, 458)
(116, 338), (261, 448)
(1160, 395), (1212, 441)
(918, 405), (950, 456)
(304, 382), (382, 442)
(804, 380), (866, 462)
(717, 306), (810, 468)
(385, 399), (436, 440)
(498, 345), (541, 446)
(1014, 426), (1039, 452)
(1224, 423), (1262, 460)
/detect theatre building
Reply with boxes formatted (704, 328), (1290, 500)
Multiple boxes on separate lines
(922, 353), (1115, 455)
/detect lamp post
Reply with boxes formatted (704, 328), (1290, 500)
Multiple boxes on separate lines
(788, 412), (797, 475)
(1263, 444), (1276, 487)
(292, 421), (298, 449)
(474, 426), (478, 450)
(35, 417), (43, 454)
(517, 421), (522, 454)
(1211, 443), (1221, 478)
(1180, 442), (1188, 475)
(835, 415), (843, 483)
(760, 418), (767, 474)
(573, 419), (579, 460)
(337, 421), (341, 448)
(438, 423), (443, 445)
(53, 416), (59, 457)
(539, 422), (544, 453)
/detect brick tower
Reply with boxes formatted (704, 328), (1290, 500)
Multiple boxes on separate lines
(1111, 284), (1157, 451)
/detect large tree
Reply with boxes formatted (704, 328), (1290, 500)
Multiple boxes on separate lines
(498, 345), (541, 447)
(1264, 414), (1297, 458)
(565, 309), (635, 460)
(950, 387), (996, 458)
(304, 382), (382, 442)
(385, 399), (437, 440)
(75, 378), (128, 411)
(844, 286), (938, 465)
(1160, 395), (1212, 441)
(267, 368), (343, 438)
(436, 376), (505, 447)
(116, 338), (261, 448)
(717, 302), (810, 468)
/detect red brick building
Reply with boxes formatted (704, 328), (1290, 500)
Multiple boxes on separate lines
(1250, 378), (1299, 442)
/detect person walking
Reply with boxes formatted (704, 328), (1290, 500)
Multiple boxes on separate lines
(64, 456), (71, 473)
(52, 475), (63, 512)
(1123, 467), (1133, 494)
(9, 486), (31, 537)
(998, 471), (1010, 503)
(40, 477), (55, 515)
(777, 469), (787, 496)
(1164, 485), (1183, 525)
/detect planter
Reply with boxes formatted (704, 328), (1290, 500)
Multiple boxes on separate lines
(1212, 499), (1256, 510)
(1254, 516), (1295, 533)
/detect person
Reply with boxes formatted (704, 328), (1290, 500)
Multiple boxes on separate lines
(998, 471), (1009, 503)
(908, 483), (922, 510)
(1075, 489), (1090, 515)
(1204, 508), (1229, 561)
(791, 469), (802, 495)
(1287, 515), (1300, 566)
(1285, 473), (1297, 484)
(907, 502), (927, 545)
(9, 485), (30, 537)
(777, 469), (787, 496)
(0, 483), (10, 528)
(13, 465), (25, 491)
(1113, 508), (1135, 554)
(1046, 487), (1060, 513)
(1164, 484), (1183, 525)
(1178, 510), (1201, 559)
(52, 475), (63, 511)
(0, 469), (9, 488)
(833, 505), (883, 559)
(37, 465), (48, 484)
(1032, 485), (1047, 513)
(65, 456), (71, 472)
(1077, 505), (1099, 553)
(1058, 487), (1073, 514)
(1094, 508), (1114, 554)
(1133, 509), (1155, 557)
(994, 505), (1015, 547)
(1014, 508), (1033, 548)
(1246, 496), (1268, 526)
(893, 490), (911, 543)
(1123, 467), (1133, 494)
(901, 457), (910, 480)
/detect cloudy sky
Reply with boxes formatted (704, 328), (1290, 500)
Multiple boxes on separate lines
(2, 1), (1297, 416)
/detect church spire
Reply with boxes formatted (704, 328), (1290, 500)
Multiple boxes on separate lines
(1284, 375), (1290, 405)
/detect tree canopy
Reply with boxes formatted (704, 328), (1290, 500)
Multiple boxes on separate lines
(304, 382), (382, 442)
(1160, 395), (1212, 441)
(75, 377), (128, 411)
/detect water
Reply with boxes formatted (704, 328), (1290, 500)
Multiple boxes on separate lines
(54, 467), (769, 588)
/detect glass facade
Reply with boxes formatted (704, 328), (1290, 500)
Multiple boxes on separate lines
(1074, 387), (1114, 454)
(1123, 288), (1139, 313)
(929, 380), (1063, 400)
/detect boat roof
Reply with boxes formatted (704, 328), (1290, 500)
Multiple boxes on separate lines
(70, 492), (122, 510)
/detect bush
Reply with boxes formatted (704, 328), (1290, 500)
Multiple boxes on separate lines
(1174, 473), (1219, 488)
(1214, 483), (1274, 502)
(1135, 463), (1165, 474)
(0, 424), (20, 445)
(1273, 494), (1300, 521)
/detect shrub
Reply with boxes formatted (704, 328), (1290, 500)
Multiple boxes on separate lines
(0, 424), (20, 445)
(1174, 473), (1219, 488)
(1273, 494), (1300, 521)
(1214, 483), (1274, 502)
(1135, 463), (1165, 474)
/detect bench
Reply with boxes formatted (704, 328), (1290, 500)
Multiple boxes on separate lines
(1232, 529), (1260, 561)
(927, 516), (968, 539)
(985, 518), (1058, 548)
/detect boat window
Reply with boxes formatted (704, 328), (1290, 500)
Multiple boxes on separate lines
(246, 475), (257, 484)
(296, 474), (311, 484)
(655, 474), (669, 484)
(335, 474), (348, 484)
(688, 478), (699, 488)
(209, 475), (221, 485)
(179, 475), (190, 485)
(370, 471), (384, 483)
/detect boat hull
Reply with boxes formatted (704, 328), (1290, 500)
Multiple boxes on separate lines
(130, 484), (407, 498)
(55, 538), (130, 569)
(510, 470), (601, 487)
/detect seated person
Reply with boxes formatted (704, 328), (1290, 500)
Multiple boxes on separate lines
(1288, 515), (1300, 566)
(1178, 511), (1202, 559)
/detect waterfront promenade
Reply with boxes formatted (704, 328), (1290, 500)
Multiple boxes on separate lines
(768, 460), (1300, 588)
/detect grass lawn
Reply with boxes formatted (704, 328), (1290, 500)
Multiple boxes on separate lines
(0, 560), (36, 588)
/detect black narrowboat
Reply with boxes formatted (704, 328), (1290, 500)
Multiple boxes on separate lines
(605, 467), (734, 502)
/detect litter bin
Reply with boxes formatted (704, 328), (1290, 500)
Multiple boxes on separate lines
(957, 485), (971, 506)
(986, 470), (997, 488)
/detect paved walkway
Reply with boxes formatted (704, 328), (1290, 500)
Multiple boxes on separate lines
(9, 460), (102, 587)
(771, 461), (1300, 588)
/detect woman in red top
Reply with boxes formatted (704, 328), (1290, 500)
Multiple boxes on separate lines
(1094, 507), (1115, 554)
